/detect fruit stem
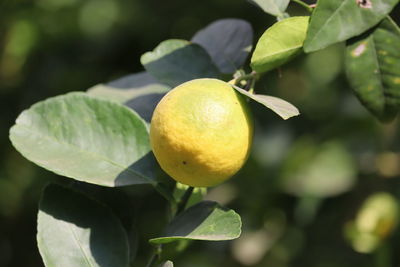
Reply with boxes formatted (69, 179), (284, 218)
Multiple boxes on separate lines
(291, 0), (314, 12)
(176, 186), (194, 215)
(234, 71), (258, 85)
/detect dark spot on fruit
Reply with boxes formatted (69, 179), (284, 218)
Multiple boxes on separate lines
(182, 161), (187, 165)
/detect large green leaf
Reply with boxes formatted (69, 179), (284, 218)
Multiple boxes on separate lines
(233, 85), (300, 119)
(345, 18), (400, 121)
(9, 92), (156, 187)
(251, 16), (309, 73)
(304, 0), (399, 53)
(37, 184), (129, 267)
(141, 39), (220, 87)
(150, 201), (241, 244)
(248, 0), (290, 17)
(191, 19), (253, 74)
(87, 72), (170, 121)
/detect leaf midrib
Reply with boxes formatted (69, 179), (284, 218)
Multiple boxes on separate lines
(306, 0), (348, 47)
(64, 221), (95, 267)
(370, 34), (386, 106)
(255, 44), (302, 64)
(13, 123), (154, 185)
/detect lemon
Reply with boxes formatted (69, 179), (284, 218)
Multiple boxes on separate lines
(150, 78), (253, 187)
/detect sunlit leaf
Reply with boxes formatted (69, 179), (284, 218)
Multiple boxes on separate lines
(233, 85), (300, 119)
(345, 18), (400, 121)
(37, 184), (129, 267)
(150, 201), (241, 244)
(192, 19), (253, 73)
(304, 0), (399, 52)
(251, 16), (309, 73)
(10, 92), (156, 187)
(141, 39), (220, 87)
(248, 0), (290, 17)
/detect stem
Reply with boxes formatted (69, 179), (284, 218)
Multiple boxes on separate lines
(291, 0), (313, 12)
(176, 186), (194, 215)
(145, 186), (194, 267)
(234, 71), (258, 85)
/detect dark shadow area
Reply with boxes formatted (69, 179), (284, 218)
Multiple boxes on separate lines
(143, 43), (220, 87)
(114, 152), (158, 187)
(125, 93), (166, 122)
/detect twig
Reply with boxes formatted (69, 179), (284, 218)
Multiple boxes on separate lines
(176, 186), (194, 215)
(291, 0), (314, 12)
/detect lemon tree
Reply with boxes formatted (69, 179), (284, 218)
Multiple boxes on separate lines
(7, 0), (400, 266)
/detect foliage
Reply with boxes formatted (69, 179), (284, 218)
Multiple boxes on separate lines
(1, 0), (400, 266)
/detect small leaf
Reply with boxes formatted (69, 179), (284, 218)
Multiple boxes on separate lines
(141, 39), (220, 87)
(191, 19), (253, 73)
(248, 0), (290, 17)
(233, 85), (299, 119)
(10, 92), (156, 187)
(150, 201), (241, 244)
(251, 16), (309, 73)
(88, 72), (170, 121)
(345, 18), (400, 121)
(37, 184), (129, 267)
(304, 0), (399, 52)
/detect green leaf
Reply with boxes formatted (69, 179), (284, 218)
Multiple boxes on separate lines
(150, 201), (241, 244)
(233, 85), (299, 119)
(248, 0), (290, 16)
(87, 72), (170, 121)
(37, 184), (129, 267)
(9, 92), (156, 187)
(88, 72), (170, 103)
(141, 39), (220, 87)
(304, 0), (399, 53)
(191, 19), (253, 74)
(251, 16), (309, 73)
(281, 139), (357, 198)
(345, 18), (400, 121)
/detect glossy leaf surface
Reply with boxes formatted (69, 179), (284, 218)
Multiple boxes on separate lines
(10, 92), (155, 187)
(304, 0), (399, 52)
(150, 201), (241, 244)
(251, 16), (309, 73)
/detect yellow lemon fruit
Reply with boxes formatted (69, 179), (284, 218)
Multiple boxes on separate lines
(150, 78), (253, 187)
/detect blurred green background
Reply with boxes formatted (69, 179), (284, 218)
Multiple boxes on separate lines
(1, 0), (400, 266)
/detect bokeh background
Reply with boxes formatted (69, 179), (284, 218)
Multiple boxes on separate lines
(1, 0), (400, 266)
